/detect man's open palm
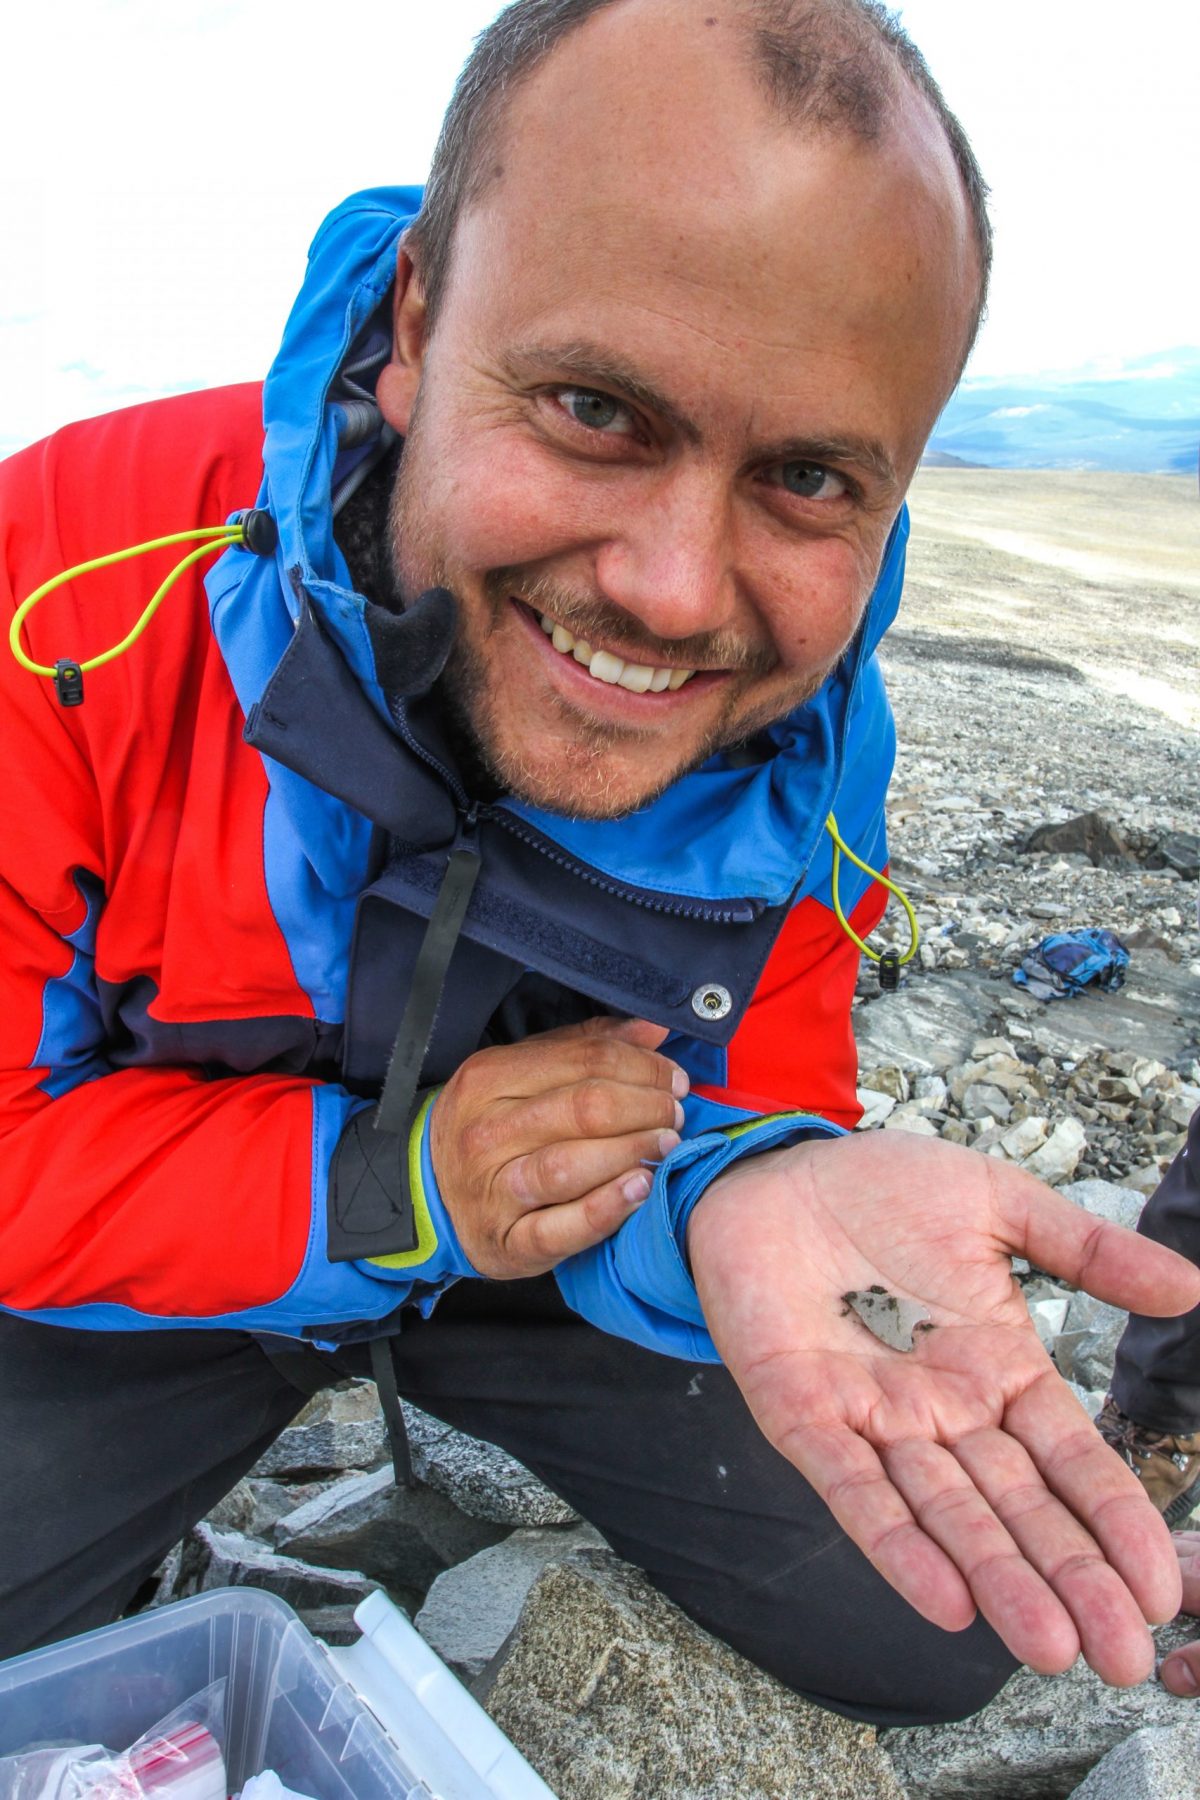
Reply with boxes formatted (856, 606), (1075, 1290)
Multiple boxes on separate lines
(688, 1131), (1200, 1686)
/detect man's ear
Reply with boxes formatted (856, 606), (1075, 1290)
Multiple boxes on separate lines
(376, 242), (428, 436)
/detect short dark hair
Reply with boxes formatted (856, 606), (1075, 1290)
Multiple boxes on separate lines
(407, 0), (991, 355)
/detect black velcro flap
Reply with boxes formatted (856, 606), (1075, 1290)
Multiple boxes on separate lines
(327, 1108), (418, 1262)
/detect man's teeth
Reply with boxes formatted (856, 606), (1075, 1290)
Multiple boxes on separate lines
(538, 614), (694, 693)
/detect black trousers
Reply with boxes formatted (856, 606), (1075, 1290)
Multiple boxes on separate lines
(0, 1277), (1015, 1726)
(1113, 1107), (1200, 1433)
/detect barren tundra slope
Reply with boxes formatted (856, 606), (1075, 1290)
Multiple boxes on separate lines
(900, 470), (1200, 728)
(860, 469), (1200, 1188)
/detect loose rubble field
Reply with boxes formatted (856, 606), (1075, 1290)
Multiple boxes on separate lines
(142, 473), (1200, 1797)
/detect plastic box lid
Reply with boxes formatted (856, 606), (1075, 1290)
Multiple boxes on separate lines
(0, 1587), (556, 1800)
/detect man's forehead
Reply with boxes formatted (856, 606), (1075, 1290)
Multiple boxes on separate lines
(455, 0), (974, 339)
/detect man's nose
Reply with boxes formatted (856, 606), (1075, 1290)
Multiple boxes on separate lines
(592, 466), (738, 643)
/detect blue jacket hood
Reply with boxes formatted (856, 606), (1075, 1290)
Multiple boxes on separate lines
(245, 188), (902, 910)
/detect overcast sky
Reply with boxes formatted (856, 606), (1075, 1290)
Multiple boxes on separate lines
(2, 0), (1196, 455)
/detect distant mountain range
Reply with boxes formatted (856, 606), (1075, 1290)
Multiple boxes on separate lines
(924, 347), (1200, 473)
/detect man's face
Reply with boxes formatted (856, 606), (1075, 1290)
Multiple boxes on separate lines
(378, 1), (976, 818)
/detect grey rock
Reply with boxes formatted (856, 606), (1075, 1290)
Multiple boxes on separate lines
(880, 1615), (1200, 1799)
(852, 969), (1000, 1074)
(1067, 1722), (1200, 1798)
(915, 1073), (950, 1112)
(403, 1404), (579, 1526)
(1024, 812), (1133, 868)
(1097, 1075), (1142, 1105)
(1148, 830), (1200, 881)
(1027, 1295), (1071, 1349)
(1059, 1179), (1145, 1234)
(860, 1064), (910, 1102)
(882, 1109), (939, 1136)
(961, 1082), (1013, 1123)
(252, 1379), (388, 1477)
(204, 1479), (258, 1533)
(1054, 1292), (1129, 1391)
(856, 1087), (897, 1128)
(998, 1115), (1051, 1161)
(1161, 1096), (1199, 1132)
(252, 1417), (388, 1477)
(273, 1465), (506, 1600)
(416, 1524), (604, 1680)
(972, 1036), (1019, 1060)
(1127, 1162), (1172, 1197)
(1024, 1117), (1088, 1185)
(167, 1521), (382, 1645)
(242, 1476), (338, 1537)
(484, 1549), (904, 1800)
(1067, 1379), (1110, 1417)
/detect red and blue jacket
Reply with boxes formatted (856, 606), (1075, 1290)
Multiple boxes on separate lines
(0, 190), (898, 1361)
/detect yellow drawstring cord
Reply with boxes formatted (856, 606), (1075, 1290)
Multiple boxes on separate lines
(826, 809), (919, 966)
(8, 525), (918, 974)
(7, 517), (272, 700)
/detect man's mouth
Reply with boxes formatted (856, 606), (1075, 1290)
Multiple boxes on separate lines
(535, 611), (696, 694)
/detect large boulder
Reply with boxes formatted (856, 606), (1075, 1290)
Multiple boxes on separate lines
(482, 1548), (904, 1800)
(403, 1404), (579, 1527)
(1067, 1723), (1200, 1798)
(1024, 813), (1133, 868)
(164, 1521), (381, 1645)
(1054, 1292), (1129, 1393)
(416, 1524), (604, 1681)
(880, 1616), (1200, 1799)
(252, 1380), (388, 1478)
(272, 1465), (505, 1605)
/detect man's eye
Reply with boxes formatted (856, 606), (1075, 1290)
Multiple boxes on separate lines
(770, 462), (847, 501)
(557, 388), (634, 434)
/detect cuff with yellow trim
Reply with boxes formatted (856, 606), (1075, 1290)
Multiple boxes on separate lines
(613, 1111), (847, 1334)
(326, 1092), (474, 1284)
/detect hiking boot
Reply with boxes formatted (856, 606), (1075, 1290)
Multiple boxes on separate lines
(1096, 1395), (1200, 1526)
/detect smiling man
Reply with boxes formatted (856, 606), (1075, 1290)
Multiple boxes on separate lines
(2, 0), (1198, 1731)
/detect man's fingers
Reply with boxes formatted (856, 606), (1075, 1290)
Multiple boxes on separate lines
(1160, 1644), (1200, 1697)
(469, 1026), (688, 1104)
(884, 1436), (1081, 1674)
(505, 1126), (681, 1207)
(1176, 1532), (1200, 1616)
(491, 1077), (685, 1161)
(777, 1417), (977, 1634)
(1004, 1369), (1183, 1627)
(947, 1425), (1155, 1685)
(506, 1167), (661, 1268)
(996, 1171), (1200, 1319)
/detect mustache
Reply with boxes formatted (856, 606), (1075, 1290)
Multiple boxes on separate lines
(485, 566), (775, 675)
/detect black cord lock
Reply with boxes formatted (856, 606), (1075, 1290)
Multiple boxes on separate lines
(236, 509), (278, 558)
(53, 660), (84, 707)
(878, 949), (901, 993)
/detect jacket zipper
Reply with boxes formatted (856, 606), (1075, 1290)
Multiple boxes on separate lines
(388, 699), (759, 925)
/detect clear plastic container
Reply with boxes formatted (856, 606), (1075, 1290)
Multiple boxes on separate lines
(0, 1588), (556, 1800)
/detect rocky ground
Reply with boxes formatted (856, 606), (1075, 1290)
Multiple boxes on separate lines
(144, 473), (1200, 1797)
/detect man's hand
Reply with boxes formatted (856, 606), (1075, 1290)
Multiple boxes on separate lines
(688, 1130), (1200, 1687)
(1159, 1534), (1200, 1696)
(430, 1015), (687, 1279)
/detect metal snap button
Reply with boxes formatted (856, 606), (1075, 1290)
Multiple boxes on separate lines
(691, 983), (732, 1021)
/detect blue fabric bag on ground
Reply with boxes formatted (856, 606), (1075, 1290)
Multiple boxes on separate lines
(1013, 930), (1130, 1002)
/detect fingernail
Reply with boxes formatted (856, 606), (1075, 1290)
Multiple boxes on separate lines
(673, 1100), (685, 1130)
(657, 1130), (681, 1158)
(671, 1067), (690, 1099)
(1162, 1656), (1198, 1695)
(622, 1171), (651, 1205)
